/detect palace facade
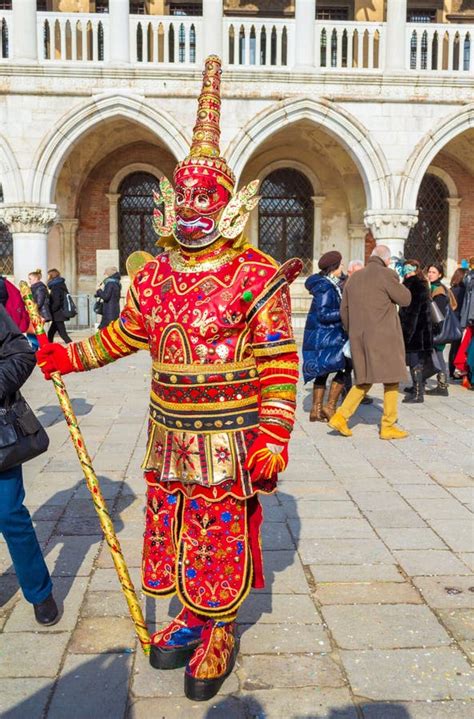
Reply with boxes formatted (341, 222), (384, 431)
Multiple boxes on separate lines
(0, 0), (472, 320)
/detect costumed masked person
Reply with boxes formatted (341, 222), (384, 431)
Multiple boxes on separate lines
(36, 56), (301, 701)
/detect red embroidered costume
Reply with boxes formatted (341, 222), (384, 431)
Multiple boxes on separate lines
(38, 56), (300, 701)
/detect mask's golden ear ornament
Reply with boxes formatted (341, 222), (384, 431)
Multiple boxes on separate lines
(153, 177), (177, 248)
(218, 180), (260, 240)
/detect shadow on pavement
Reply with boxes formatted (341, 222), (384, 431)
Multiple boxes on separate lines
(205, 697), (413, 718)
(0, 476), (136, 612)
(35, 397), (94, 427)
(2, 653), (132, 719)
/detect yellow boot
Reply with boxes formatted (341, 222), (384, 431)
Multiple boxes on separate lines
(328, 385), (369, 437)
(380, 384), (408, 440)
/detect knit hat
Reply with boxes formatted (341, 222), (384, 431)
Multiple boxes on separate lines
(318, 251), (342, 271)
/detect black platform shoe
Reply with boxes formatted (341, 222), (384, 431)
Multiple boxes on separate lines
(34, 594), (59, 626)
(149, 608), (204, 670)
(184, 621), (240, 702)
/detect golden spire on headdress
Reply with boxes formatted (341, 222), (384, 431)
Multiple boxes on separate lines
(189, 55), (222, 159)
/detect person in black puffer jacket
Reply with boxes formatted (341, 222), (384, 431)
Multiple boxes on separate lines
(0, 305), (58, 625)
(95, 267), (121, 330)
(28, 269), (52, 323)
(47, 268), (72, 344)
(303, 251), (347, 422)
(449, 267), (466, 378)
(399, 260), (433, 403)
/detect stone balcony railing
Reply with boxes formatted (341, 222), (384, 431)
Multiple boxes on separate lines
(0, 10), (472, 74)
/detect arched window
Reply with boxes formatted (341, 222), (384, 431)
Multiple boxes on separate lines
(0, 184), (13, 276)
(118, 172), (161, 274)
(405, 174), (449, 267)
(258, 168), (313, 274)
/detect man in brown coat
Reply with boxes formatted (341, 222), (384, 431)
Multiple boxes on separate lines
(329, 245), (412, 440)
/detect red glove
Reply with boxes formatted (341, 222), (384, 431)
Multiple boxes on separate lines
(36, 342), (74, 380)
(244, 429), (289, 483)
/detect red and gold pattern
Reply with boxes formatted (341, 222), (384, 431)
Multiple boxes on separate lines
(186, 620), (237, 681)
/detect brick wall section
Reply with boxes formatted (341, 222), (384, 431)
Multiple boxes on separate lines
(77, 142), (176, 276)
(433, 153), (474, 262)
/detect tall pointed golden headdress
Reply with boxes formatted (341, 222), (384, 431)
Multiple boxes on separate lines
(174, 55), (235, 193)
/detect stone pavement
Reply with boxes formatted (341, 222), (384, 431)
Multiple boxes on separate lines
(0, 340), (473, 719)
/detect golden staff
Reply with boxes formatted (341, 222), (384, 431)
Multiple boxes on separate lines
(20, 282), (151, 655)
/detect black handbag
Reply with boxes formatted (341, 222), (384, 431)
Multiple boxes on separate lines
(93, 298), (103, 315)
(433, 305), (462, 345)
(0, 393), (49, 474)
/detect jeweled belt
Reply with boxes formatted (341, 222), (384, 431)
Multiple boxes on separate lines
(149, 359), (260, 432)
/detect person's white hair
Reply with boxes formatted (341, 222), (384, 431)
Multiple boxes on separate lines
(348, 259), (364, 272)
(371, 245), (392, 262)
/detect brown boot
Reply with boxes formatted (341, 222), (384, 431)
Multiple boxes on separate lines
(309, 386), (327, 422)
(322, 380), (345, 421)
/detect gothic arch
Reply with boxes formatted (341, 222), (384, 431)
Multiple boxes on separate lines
(399, 104), (474, 209)
(29, 94), (190, 205)
(0, 134), (24, 203)
(225, 97), (393, 210)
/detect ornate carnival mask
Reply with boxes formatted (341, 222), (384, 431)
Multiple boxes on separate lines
(153, 55), (260, 250)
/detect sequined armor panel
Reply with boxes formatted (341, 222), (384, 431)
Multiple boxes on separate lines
(68, 240), (299, 501)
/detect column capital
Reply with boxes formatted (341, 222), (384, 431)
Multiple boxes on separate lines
(0, 205), (58, 234)
(348, 223), (367, 238)
(364, 209), (418, 242)
(446, 197), (462, 208)
(311, 195), (326, 207)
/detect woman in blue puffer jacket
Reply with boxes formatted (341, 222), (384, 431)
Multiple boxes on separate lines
(303, 250), (347, 422)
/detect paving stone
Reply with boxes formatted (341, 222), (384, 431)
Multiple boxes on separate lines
(288, 518), (377, 540)
(310, 564), (405, 583)
(278, 481), (350, 500)
(127, 696), (246, 719)
(47, 653), (132, 719)
(341, 647), (474, 700)
(412, 576), (474, 609)
(396, 485), (453, 500)
(425, 520), (474, 553)
(430, 472), (473, 488)
(45, 535), (101, 577)
(238, 622), (330, 654)
(88, 566), (142, 592)
(261, 550), (309, 594)
(241, 688), (357, 719)
(361, 701), (474, 719)
(238, 593), (320, 624)
(132, 646), (239, 697)
(322, 604), (451, 649)
(459, 640), (474, 661)
(364, 510), (427, 528)
(96, 538), (143, 568)
(348, 492), (412, 512)
(69, 616), (136, 653)
(376, 527), (447, 550)
(238, 654), (345, 690)
(393, 550), (472, 576)
(3, 576), (88, 633)
(313, 582), (422, 606)
(299, 538), (394, 565)
(458, 553), (474, 571)
(0, 678), (53, 719)
(437, 609), (474, 641)
(281, 500), (361, 519)
(405, 498), (472, 520)
(261, 523), (296, 551)
(80, 590), (130, 618)
(0, 632), (70, 677)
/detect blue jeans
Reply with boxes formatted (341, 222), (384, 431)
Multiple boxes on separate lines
(0, 465), (52, 604)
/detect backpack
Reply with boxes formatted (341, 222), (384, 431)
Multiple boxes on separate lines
(63, 292), (77, 320)
(0, 277), (29, 332)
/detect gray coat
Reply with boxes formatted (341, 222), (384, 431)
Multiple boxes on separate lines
(341, 256), (411, 385)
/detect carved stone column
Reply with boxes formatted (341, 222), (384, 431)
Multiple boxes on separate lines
(59, 218), (79, 293)
(106, 193), (121, 250)
(0, 205), (57, 284)
(312, 195), (325, 272)
(364, 210), (418, 258)
(446, 197), (462, 280)
(348, 223), (367, 262)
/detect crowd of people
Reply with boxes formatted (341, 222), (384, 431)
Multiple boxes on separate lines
(303, 249), (474, 437)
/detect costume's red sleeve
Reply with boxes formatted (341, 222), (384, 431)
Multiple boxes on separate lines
(248, 277), (299, 443)
(67, 278), (149, 372)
